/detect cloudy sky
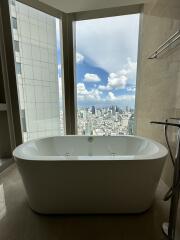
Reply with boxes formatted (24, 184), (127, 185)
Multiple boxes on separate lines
(57, 14), (140, 109)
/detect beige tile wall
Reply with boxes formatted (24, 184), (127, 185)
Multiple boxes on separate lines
(136, 0), (180, 186)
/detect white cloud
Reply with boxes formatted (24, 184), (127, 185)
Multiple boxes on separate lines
(76, 83), (135, 107)
(108, 58), (137, 88)
(77, 83), (102, 101)
(98, 85), (112, 91)
(84, 73), (101, 82)
(77, 83), (89, 95)
(108, 73), (127, 89)
(98, 58), (137, 90)
(76, 82), (135, 106)
(108, 92), (116, 101)
(76, 14), (139, 73)
(76, 52), (84, 63)
(107, 92), (135, 102)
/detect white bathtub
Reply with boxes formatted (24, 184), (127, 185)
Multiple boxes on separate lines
(13, 135), (168, 214)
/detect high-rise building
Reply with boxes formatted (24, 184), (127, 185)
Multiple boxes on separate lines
(91, 106), (95, 115)
(128, 113), (135, 135)
(9, 0), (63, 141)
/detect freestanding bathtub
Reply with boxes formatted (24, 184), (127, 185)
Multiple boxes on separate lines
(13, 135), (168, 214)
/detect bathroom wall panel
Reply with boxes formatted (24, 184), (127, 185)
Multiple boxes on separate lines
(136, 0), (180, 186)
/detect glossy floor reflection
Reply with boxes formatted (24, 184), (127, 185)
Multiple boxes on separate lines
(0, 164), (179, 240)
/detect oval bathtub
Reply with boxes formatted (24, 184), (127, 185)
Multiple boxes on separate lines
(13, 135), (168, 214)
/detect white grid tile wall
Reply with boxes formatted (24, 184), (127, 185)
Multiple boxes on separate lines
(10, 0), (64, 142)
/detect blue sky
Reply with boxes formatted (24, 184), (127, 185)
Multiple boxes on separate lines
(56, 14), (139, 109)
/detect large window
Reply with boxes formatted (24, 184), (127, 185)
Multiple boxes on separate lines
(75, 14), (140, 136)
(9, 0), (64, 141)
(8, 1), (140, 140)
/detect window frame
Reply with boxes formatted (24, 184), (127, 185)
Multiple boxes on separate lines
(73, 6), (142, 135)
(0, 0), (22, 148)
(5, 0), (143, 141)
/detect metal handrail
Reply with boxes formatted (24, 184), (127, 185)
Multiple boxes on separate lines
(148, 30), (180, 59)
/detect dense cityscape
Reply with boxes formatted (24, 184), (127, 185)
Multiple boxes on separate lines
(77, 106), (135, 136)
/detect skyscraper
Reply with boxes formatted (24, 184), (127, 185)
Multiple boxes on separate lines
(91, 106), (95, 115)
(9, 0), (63, 141)
(128, 113), (135, 135)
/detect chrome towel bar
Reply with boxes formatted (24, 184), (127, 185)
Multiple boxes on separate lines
(148, 29), (180, 59)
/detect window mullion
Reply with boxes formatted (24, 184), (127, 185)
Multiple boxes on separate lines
(61, 13), (76, 135)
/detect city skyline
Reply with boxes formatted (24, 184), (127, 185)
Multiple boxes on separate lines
(77, 105), (135, 136)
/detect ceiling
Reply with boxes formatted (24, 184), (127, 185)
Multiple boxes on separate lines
(39, 0), (149, 13)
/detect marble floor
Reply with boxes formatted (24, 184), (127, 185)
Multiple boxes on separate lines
(0, 164), (179, 240)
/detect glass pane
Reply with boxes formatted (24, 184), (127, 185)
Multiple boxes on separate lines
(9, 0), (64, 141)
(14, 40), (19, 52)
(12, 17), (17, 29)
(75, 14), (139, 136)
(16, 62), (21, 74)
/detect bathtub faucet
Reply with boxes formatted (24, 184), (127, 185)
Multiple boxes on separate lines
(88, 136), (94, 143)
(150, 119), (180, 240)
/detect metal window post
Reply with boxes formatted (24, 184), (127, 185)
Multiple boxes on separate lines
(61, 13), (77, 135)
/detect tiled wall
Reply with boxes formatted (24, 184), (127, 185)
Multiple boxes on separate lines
(136, 0), (180, 186)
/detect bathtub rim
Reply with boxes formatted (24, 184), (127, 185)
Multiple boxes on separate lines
(13, 135), (168, 161)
